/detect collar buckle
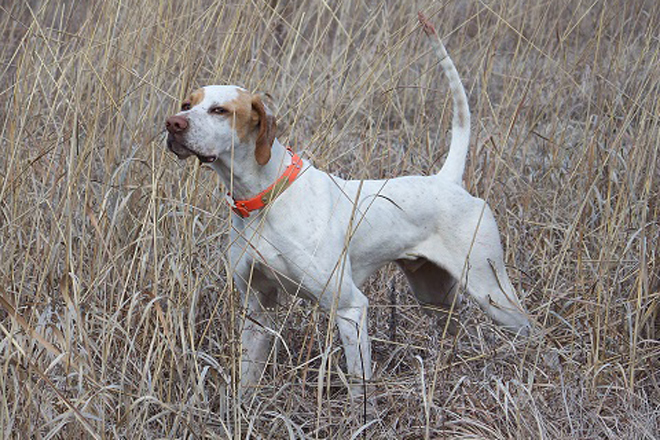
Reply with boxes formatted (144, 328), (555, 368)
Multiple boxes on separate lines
(232, 203), (250, 218)
(224, 194), (251, 218)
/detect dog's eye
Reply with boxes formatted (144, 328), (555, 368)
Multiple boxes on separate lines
(181, 102), (191, 111)
(210, 106), (228, 115)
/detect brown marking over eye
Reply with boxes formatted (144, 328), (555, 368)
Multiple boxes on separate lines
(220, 89), (276, 164)
(225, 89), (258, 141)
(190, 88), (205, 106)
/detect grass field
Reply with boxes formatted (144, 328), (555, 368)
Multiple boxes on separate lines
(1, 0), (659, 438)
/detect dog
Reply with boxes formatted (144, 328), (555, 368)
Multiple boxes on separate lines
(165, 13), (530, 398)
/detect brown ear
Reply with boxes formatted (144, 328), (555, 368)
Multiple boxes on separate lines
(251, 95), (277, 165)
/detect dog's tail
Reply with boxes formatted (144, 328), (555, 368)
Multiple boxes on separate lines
(418, 12), (471, 184)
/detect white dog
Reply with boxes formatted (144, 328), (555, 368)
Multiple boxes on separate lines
(165, 14), (530, 397)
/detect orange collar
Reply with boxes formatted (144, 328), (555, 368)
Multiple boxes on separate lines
(227, 149), (303, 218)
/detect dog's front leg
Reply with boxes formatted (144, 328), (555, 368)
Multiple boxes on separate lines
(235, 274), (279, 393)
(335, 286), (372, 398)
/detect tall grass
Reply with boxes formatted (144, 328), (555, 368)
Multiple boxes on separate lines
(1, 0), (658, 438)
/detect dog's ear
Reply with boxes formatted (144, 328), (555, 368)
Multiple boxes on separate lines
(251, 95), (277, 166)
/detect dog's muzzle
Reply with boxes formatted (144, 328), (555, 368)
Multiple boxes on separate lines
(165, 115), (217, 163)
(166, 134), (194, 160)
(166, 136), (217, 163)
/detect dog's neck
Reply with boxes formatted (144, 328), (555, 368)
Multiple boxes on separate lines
(210, 139), (291, 201)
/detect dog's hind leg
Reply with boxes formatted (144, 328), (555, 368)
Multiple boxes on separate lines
(462, 246), (530, 334)
(425, 201), (530, 334)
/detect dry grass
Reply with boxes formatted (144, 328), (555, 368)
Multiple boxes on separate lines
(1, 0), (659, 438)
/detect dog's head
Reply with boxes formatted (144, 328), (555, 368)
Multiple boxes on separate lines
(165, 86), (276, 165)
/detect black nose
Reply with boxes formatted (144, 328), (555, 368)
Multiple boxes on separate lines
(165, 115), (189, 134)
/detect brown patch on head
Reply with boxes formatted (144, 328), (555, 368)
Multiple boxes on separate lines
(180, 88), (205, 111)
(222, 89), (276, 165)
(251, 95), (276, 165)
(190, 88), (205, 106)
(225, 89), (255, 141)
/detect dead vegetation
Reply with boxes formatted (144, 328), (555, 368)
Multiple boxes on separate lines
(0, 0), (658, 438)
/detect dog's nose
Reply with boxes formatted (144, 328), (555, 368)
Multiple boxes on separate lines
(165, 115), (189, 134)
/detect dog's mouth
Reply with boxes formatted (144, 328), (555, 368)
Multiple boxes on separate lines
(167, 134), (217, 164)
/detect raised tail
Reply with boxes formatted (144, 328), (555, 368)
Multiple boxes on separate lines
(418, 12), (471, 184)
